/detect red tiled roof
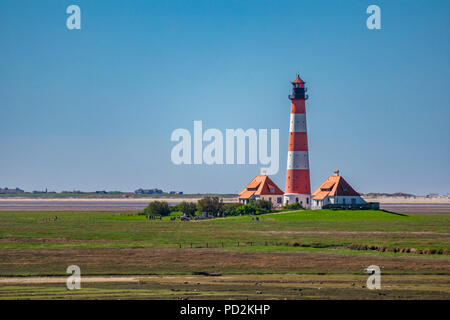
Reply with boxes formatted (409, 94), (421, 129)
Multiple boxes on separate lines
(312, 174), (361, 200)
(239, 190), (256, 199)
(312, 191), (330, 200)
(238, 175), (284, 199)
(320, 181), (335, 189)
(246, 180), (260, 189)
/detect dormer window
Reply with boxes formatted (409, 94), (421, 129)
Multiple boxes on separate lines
(247, 188), (257, 191)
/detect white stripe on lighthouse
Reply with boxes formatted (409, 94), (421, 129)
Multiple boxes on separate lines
(289, 113), (307, 133)
(286, 151), (309, 170)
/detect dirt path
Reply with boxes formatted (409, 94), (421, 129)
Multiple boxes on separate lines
(1, 248), (449, 276)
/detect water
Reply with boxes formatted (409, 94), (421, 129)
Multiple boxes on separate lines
(0, 201), (181, 211)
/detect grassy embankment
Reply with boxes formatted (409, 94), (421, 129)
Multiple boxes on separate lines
(0, 209), (448, 253)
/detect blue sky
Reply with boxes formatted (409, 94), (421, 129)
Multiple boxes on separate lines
(0, 0), (449, 195)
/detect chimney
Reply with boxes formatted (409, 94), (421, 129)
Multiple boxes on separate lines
(334, 169), (340, 176)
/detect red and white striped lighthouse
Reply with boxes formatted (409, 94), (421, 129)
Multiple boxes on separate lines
(284, 74), (311, 208)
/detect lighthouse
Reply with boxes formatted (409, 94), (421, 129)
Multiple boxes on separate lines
(284, 74), (311, 208)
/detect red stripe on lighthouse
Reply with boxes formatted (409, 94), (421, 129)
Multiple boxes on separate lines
(291, 100), (306, 114)
(288, 132), (308, 151)
(286, 169), (311, 194)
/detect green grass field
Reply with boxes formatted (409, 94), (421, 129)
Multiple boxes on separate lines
(0, 209), (449, 299)
(0, 210), (448, 252)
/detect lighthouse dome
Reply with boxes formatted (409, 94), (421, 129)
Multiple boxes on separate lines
(292, 74), (305, 84)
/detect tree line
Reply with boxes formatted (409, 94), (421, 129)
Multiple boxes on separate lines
(142, 196), (282, 217)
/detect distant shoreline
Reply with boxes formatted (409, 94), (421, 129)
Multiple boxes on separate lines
(0, 193), (236, 200)
(0, 197), (239, 203)
(0, 196), (448, 204)
(0, 196), (449, 213)
(362, 196), (450, 204)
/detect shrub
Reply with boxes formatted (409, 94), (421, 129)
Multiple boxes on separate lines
(179, 201), (197, 216)
(254, 199), (273, 214)
(221, 200), (274, 216)
(169, 204), (182, 212)
(197, 197), (223, 215)
(222, 203), (242, 216)
(143, 201), (170, 217)
(282, 202), (303, 210)
(236, 204), (256, 215)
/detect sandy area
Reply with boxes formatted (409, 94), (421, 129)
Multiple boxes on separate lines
(0, 197), (194, 203)
(1, 196), (448, 204)
(0, 197), (238, 203)
(362, 196), (450, 204)
(1, 197), (449, 213)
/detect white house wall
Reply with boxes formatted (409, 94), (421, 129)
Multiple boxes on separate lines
(312, 195), (366, 209)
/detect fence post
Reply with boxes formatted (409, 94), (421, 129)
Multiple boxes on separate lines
(238, 242), (239, 247)
(206, 242), (208, 248)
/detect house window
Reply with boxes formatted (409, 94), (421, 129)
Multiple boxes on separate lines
(306, 198), (309, 204)
(277, 197), (282, 203)
(351, 198), (356, 204)
(269, 197), (272, 202)
(295, 197), (299, 203)
(270, 188), (275, 193)
(343, 198), (346, 204)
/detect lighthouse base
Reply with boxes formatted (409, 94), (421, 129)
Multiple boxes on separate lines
(284, 194), (311, 209)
